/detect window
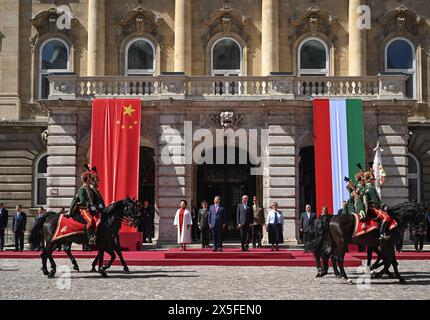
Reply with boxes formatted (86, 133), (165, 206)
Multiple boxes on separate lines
(39, 38), (70, 99)
(211, 38), (242, 76)
(298, 38), (329, 76)
(385, 38), (416, 99)
(34, 154), (48, 206)
(407, 153), (421, 202)
(125, 38), (156, 75)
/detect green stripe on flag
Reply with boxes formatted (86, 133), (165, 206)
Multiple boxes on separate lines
(346, 99), (365, 184)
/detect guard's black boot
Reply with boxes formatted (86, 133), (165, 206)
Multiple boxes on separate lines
(88, 229), (97, 245)
(379, 221), (390, 241)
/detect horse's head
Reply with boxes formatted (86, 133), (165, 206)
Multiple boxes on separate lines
(390, 201), (426, 228)
(122, 197), (138, 219)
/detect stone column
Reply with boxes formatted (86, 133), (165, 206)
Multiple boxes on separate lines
(0, 0), (21, 120)
(264, 114), (297, 243)
(174, 0), (192, 75)
(46, 105), (79, 211)
(348, 0), (366, 76)
(377, 109), (409, 206)
(261, 0), (279, 76)
(156, 113), (188, 242)
(87, 0), (106, 76)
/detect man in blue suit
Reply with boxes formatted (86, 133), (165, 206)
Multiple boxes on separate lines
(12, 204), (27, 251)
(0, 203), (8, 251)
(208, 195), (226, 252)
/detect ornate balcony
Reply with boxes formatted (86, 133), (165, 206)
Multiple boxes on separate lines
(47, 74), (409, 101)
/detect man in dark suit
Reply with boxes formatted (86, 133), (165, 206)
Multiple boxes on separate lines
(140, 200), (154, 243)
(32, 207), (45, 251)
(13, 204), (27, 251)
(0, 203), (8, 251)
(300, 204), (316, 245)
(236, 195), (253, 251)
(337, 201), (346, 215)
(208, 195), (226, 252)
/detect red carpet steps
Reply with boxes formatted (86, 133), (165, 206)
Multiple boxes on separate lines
(1, 249), (429, 267)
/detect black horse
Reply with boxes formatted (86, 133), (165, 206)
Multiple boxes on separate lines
(30, 198), (137, 278)
(306, 201), (425, 284)
(306, 214), (341, 278)
(89, 209), (142, 274)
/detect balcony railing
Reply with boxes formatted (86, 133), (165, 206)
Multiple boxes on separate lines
(48, 74), (409, 101)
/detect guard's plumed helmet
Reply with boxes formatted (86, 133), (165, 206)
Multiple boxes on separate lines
(364, 161), (375, 183)
(364, 170), (375, 183)
(81, 164), (98, 183)
(344, 176), (356, 192)
(355, 163), (364, 183)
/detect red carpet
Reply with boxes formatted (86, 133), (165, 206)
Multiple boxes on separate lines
(1, 249), (429, 267)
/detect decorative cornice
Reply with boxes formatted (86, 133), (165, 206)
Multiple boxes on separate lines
(30, 8), (77, 51)
(118, 7), (164, 43)
(289, 6), (337, 47)
(202, 5), (250, 47)
(379, 5), (424, 38)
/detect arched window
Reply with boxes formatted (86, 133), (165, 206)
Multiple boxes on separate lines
(39, 38), (70, 99)
(211, 38), (242, 76)
(385, 38), (416, 99)
(407, 153), (422, 202)
(34, 154), (48, 206)
(298, 38), (329, 76)
(125, 38), (156, 75)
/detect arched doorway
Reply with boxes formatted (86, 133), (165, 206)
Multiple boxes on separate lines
(196, 146), (257, 240)
(139, 147), (155, 205)
(299, 146), (316, 213)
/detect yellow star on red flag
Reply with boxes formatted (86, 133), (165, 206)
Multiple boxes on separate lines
(123, 104), (136, 117)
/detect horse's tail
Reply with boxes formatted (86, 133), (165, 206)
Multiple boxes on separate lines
(304, 214), (333, 253)
(29, 214), (50, 249)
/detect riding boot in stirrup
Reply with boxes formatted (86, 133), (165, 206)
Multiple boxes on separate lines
(379, 221), (391, 241)
(359, 211), (366, 222)
(88, 229), (97, 246)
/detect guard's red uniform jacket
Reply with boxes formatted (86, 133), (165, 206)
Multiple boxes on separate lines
(370, 208), (398, 229)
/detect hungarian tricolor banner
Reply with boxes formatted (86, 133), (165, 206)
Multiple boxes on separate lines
(90, 99), (141, 232)
(313, 99), (365, 215)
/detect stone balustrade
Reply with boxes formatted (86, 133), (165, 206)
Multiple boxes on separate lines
(48, 74), (409, 101)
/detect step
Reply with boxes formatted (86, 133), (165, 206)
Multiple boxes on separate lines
(164, 251), (293, 260)
(109, 258), (362, 267)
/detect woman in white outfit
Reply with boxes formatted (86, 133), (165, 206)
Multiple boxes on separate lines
(173, 200), (193, 251)
(266, 201), (284, 251)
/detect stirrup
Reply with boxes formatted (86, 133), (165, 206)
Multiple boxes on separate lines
(379, 234), (391, 241)
(88, 235), (97, 245)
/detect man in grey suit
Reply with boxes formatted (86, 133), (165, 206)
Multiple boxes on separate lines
(236, 195), (253, 251)
(300, 204), (316, 245)
(0, 203), (8, 251)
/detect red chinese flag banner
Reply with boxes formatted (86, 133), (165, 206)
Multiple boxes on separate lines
(90, 99), (141, 232)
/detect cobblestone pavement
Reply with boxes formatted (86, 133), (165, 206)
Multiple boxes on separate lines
(0, 259), (429, 300)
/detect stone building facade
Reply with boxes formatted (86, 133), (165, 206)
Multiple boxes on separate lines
(0, 0), (429, 243)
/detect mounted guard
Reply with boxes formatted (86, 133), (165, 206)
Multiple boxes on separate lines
(355, 163), (366, 220)
(342, 177), (356, 215)
(362, 163), (395, 241)
(69, 165), (106, 245)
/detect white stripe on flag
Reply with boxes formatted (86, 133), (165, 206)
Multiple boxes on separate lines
(329, 100), (349, 214)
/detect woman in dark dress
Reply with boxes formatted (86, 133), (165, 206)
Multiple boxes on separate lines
(198, 200), (211, 248)
(266, 201), (284, 251)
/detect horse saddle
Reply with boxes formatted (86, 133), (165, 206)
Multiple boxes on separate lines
(352, 213), (379, 238)
(52, 214), (86, 241)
